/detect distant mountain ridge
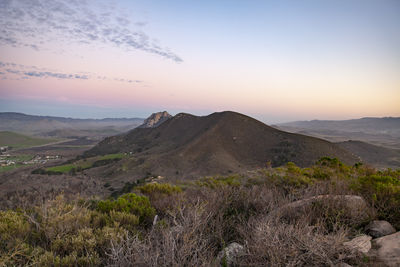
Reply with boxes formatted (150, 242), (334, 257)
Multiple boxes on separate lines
(85, 111), (357, 179)
(278, 117), (400, 134)
(0, 112), (144, 139)
(0, 112), (143, 122)
(275, 117), (400, 149)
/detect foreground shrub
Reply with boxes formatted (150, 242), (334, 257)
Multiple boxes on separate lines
(352, 172), (400, 228)
(135, 183), (185, 216)
(0, 195), (129, 266)
(2, 160), (396, 266)
(238, 217), (361, 266)
(107, 202), (216, 267)
(308, 197), (372, 233)
(0, 210), (33, 265)
(97, 193), (155, 225)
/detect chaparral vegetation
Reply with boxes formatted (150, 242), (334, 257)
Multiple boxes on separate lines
(1, 158), (399, 266)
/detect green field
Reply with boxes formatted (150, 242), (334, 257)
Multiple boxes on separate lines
(46, 164), (81, 173)
(43, 153), (127, 174)
(0, 163), (31, 173)
(0, 164), (21, 173)
(0, 131), (59, 149)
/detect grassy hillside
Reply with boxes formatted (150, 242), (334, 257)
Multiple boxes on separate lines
(0, 158), (399, 266)
(32, 153), (127, 175)
(0, 131), (59, 149)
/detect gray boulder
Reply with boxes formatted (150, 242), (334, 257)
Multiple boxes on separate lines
(365, 220), (396, 238)
(217, 242), (245, 266)
(371, 231), (400, 267)
(343, 235), (372, 254)
(268, 195), (368, 221)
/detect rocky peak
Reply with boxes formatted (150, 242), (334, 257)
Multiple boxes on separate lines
(139, 111), (172, 128)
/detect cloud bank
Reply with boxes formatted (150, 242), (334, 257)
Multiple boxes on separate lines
(0, 61), (142, 83)
(0, 0), (183, 62)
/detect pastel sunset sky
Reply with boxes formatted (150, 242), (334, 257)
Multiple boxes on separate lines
(0, 0), (399, 123)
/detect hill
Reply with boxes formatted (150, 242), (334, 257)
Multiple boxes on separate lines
(275, 117), (400, 149)
(86, 111), (357, 179)
(337, 140), (400, 169)
(0, 131), (59, 150)
(0, 112), (144, 139)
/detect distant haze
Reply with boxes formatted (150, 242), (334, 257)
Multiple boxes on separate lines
(0, 0), (399, 123)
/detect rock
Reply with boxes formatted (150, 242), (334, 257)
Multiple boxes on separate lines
(365, 220), (396, 238)
(139, 111), (172, 128)
(217, 242), (245, 266)
(268, 195), (368, 221)
(343, 235), (372, 254)
(371, 231), (400, 267)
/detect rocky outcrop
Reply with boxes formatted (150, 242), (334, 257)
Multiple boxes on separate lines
(365, 220), (396, 238)
(139, 111), (172, 128)
(340, 221), (398, 265)
(343, 235), (372, 254)
(371, 232), (400, 267)
(217, 242), (245, 266)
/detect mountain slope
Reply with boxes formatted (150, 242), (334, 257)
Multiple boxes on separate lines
(337, 140), (400, 169)
(86, 111), (357, 179)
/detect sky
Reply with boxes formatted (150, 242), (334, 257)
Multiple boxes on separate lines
(0, 0), (399, 123)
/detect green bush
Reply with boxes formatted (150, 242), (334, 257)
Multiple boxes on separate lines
(0, 210), (31, 260)
(0, 195), (133, 266)
(31, 168), (63, 175)
(312, 166), (331, 180)
(352, 173), (400, 228)
(97, 193), (155, 225)
(286, 162), (302, 174)
(196, 175), (242, 188)
(315, 157), (351, 174)
(316, 157), (343, 168)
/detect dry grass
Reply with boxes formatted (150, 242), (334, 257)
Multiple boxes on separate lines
(106, 181), (370, 266)
(238, 217), (358, 266)
(107, 200), (216, 266)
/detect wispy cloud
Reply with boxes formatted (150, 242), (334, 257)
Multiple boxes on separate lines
(0, 0), (183, 62)
(23, 71), (89, 79)
(0, 61), (143, 83)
